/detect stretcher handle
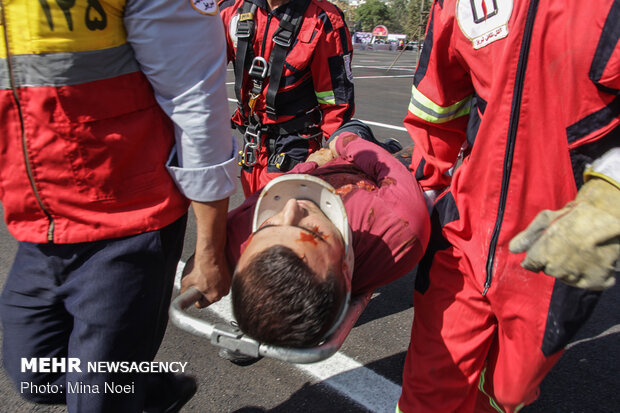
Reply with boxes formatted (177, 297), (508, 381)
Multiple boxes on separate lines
(169, 288), (373, 364)
(169, 287), (215, 340)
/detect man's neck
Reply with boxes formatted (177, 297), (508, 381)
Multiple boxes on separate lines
(267, 0), (290, 11)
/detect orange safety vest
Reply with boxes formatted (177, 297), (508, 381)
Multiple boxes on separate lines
(0, 0), (189, 243)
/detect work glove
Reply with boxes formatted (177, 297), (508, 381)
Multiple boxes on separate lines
(509, 177), (620, 291)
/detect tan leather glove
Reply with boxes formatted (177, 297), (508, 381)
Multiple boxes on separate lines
(306, 148), (335, 167)
(509, 178), (620, 291)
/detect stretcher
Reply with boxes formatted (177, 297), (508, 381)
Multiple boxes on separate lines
(169, 287), (372, 364)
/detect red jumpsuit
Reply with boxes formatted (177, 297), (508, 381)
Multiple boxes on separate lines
(219, 0), (355, 196)
(399, 0), (620, 412)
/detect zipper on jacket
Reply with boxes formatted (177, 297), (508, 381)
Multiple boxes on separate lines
(1, 2), (55, 242)
(483, 0), (540, 295)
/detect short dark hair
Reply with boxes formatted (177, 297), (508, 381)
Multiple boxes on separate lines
(231, 244), (347, 347)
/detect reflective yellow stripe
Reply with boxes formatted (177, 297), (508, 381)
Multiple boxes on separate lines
(395, 403), (404, 413)
(408, 84), (472, 124)
(1, 0), (126, 58)
(316, 90), (336, 105)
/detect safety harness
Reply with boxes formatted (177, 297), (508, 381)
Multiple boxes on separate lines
(234, 0), (321, 170)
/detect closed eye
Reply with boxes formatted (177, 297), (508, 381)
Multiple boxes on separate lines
(253, 224), (326, 242)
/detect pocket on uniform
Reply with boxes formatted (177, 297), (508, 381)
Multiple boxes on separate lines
(283, 21), (319, 73)
(55, 72), (174, 202)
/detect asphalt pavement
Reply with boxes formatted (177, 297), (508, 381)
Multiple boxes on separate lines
(0, 50), (618, 413)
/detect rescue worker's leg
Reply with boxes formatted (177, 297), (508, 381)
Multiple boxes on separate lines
(240, 133), (322, 196)
(1, 215), (187, 412)
(240, 161), (282, 198)
(63, 215), (187, 413)
(473, 260), (565, 412)
(398, 243), (568, 413)
(1, 243), (72, 404)
(398, 244), (497, 412)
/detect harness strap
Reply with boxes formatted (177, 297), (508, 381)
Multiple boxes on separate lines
(265, 0), (311, 119)
(234, 107), (322, 137)
(236, 109), (322, 169)
(234, 1), (258, 113)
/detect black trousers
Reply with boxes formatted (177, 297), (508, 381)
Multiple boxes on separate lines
(0, 215), (186, 413)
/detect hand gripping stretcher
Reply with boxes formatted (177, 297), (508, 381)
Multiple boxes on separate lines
(169, 287), (372, 364)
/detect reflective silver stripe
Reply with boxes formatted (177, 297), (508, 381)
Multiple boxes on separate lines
(0, 65), (8, 90)
(408, 84), (472, 124)
(0, 44), (140, 89)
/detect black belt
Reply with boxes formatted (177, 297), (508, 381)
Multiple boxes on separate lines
(234, 107), (322, 136)
(236, 109), (323, 169)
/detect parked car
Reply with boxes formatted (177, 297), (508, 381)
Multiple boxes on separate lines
(406, 41), (419, 50)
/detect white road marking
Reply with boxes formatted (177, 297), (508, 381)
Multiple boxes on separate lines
(566, 325), (620, 350)
(362, 120), (407, 132)
(352, 65), (413, 72)
(355, 75), (413, 79)
(225, 98), (407, 133)
(174, 262), (402, 413)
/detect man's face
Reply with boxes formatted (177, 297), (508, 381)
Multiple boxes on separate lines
(238, 198), (346, 278)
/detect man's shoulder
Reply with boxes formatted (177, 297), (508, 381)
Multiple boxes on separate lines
(308, 0), (346, 32)
(218, 0), (242, 15)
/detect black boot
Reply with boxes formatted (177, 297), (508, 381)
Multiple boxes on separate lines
(144, 373), (197, 413)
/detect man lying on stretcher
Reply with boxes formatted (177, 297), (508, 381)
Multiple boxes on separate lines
(226, 121), (430, 348)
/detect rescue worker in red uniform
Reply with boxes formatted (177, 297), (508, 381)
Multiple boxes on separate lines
(397, 0), (620, 412)
(219, 0), (355, 196)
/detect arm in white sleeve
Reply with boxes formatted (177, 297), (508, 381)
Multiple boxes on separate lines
(124, 0), (237, 202)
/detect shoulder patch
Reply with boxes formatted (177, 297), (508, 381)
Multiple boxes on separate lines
(456, 0), (512, 49)
(191, 0), (218, 15)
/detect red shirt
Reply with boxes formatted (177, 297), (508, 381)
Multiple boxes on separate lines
(227, 135), (430, 294)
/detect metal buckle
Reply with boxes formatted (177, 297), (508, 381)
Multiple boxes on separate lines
(239, 141), (259, 167)
(274, 152), (286, 170)
(248, 56), (269, 79)
(240, 125), (261, 167)
(273, 29), (293, 47)
(307, 106), (323, 125)
(236, 20), (252, 38)
(245, 124), (261, 142)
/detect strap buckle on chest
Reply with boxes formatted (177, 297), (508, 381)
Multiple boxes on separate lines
(236, 12), (255, 38)
(272, 23), (295, 47)
(248, 56), (269, 80)
(238, 124), (262, 167)
(247, 57), (270, 114)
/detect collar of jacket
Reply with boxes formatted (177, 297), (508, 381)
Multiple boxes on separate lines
(245, 0), (304, 19)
